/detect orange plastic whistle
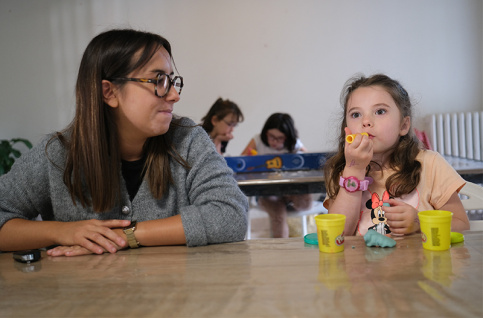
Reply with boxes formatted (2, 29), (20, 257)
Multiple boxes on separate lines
(346, 132), (368, 144)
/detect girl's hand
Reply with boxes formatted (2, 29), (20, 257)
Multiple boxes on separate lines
(213, 132), (233, 143)
(211, 133), (233, 155)
(241, 138), (257, 156)
(344, 127), (372, 172)
(52, 219), (130, 255)
(384, 198), (420, 235)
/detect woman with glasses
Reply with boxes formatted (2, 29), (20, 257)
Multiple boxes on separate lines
(241, 113), (310, 238)
(0, 29), (248, 256)
(201, 98), (244, 155)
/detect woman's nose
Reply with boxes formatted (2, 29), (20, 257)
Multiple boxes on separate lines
(166, 86), (180, 102)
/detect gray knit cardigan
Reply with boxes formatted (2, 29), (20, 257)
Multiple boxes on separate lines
(0, 118), (248, 247)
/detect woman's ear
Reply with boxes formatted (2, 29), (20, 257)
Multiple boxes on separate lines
(399, 116), (411, 136)
(102, 80), (119, 108)
(211, 116), (220, 127)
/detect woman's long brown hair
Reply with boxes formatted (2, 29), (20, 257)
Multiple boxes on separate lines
(324, 74), (422, 199)
(48, 29), (189, 212)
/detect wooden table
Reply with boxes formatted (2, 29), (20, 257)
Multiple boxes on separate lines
(0, 232), (481, 317)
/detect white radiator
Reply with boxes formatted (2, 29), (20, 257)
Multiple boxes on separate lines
(428, 111), (482, 161)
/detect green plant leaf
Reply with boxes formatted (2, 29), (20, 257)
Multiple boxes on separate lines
(11, 149), (21, 158)
(11, 138), (33, 149)
(0, 138), (33, 176)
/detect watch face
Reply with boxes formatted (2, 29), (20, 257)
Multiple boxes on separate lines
(344, 177), (359, 192)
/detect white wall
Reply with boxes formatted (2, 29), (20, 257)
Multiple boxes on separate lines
(1, 0), (482, 155)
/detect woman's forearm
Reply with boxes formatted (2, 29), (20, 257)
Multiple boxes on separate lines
(134, 214), (186, 247)
(0, 218), (59, 251)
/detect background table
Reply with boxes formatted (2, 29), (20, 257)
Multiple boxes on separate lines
(234, 169), (325, 196)
(443, 155), (483, 184)
(233, 156), (482, 197)
(1, 232), (481, 317)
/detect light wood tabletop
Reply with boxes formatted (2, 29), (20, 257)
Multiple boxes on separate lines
(1, 231), (482, 317)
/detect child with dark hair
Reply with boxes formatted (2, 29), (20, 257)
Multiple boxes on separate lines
(242, 113), (310, 238)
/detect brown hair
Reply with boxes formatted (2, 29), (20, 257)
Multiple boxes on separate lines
(201, 97), (244, 133)
(49, 29), (189, 212)
(324, 74), (422, 198)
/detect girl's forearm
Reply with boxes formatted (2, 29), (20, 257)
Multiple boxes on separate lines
(328, 167), (367, 235)
(328, 192), (364, 236)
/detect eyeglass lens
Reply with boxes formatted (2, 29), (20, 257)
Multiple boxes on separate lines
(223, 120), (238, 128)
(157, 74), (182, 97)
(267, 133), (285, 143)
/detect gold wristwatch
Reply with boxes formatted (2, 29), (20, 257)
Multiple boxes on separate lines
(123, 220), (140, 248)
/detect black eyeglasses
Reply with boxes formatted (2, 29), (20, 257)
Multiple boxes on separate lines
(108, 73), (183, 98)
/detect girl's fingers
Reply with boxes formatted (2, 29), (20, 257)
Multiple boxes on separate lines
(344, 127), (352, 136)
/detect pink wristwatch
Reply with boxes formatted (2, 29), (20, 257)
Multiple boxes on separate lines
(339, 176), (370, 193)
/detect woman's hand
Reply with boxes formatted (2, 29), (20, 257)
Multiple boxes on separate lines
(344, 127), (373, 172)
(47, 245), (96, 257)
(384, 198), (420, 235)
(50, 219), (130, 256)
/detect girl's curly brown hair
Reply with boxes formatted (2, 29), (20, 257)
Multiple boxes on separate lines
(324, 74), (422, 199)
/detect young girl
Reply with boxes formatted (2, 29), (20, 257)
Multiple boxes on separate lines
(324, 74), (470, 236)
(201, 98), (244, 155)
(0, 29), (248, 256)
(242, 113), (310, 238)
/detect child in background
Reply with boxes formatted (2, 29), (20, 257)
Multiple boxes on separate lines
(201, 98), (244, 155)
(323, 73), (469, 236)
(242, 113), (310, 238)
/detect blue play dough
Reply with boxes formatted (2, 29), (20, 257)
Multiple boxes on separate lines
(364, 229), (396, 247)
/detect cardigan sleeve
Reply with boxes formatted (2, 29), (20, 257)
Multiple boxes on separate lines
(170, 119), (249, 246)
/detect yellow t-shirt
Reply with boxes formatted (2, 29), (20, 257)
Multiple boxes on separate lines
(324, 150), (466, 236)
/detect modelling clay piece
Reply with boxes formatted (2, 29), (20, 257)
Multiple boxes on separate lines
(346, 132), (369, 144)
(364, 229), (396, 247)
(450, 232), (464, 244)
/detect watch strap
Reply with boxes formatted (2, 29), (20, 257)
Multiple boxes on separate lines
(123, 221), (140, 248)
(339, 176), (370, 192)
(359, 178), (369, 191)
